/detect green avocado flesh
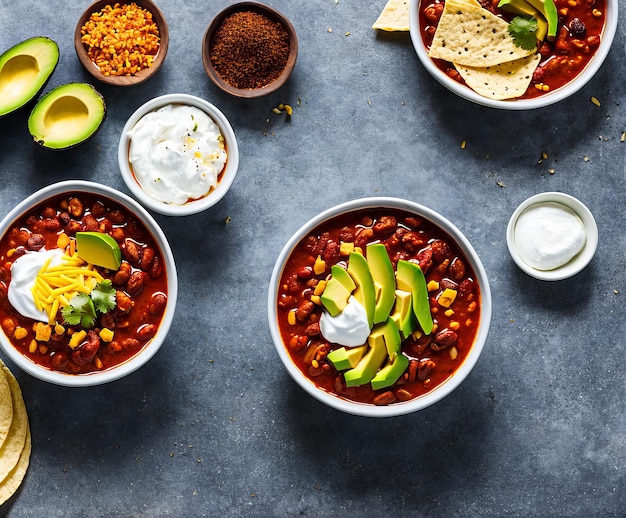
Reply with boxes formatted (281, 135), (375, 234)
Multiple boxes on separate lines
(28, 82), (106, 150)
(76, 232), (122, 271)
(0, 37), (59, 117)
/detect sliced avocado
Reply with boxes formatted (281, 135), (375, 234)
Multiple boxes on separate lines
(396, 260), (434, 335)
(320, 277), (352, 316)
(28, 82), (106, 150)
(366, 243), (396, 324)
(390, 289), (417, 339)
(327, 345), (368, 371)
(76, 232), (122, 270)
(330, 264), (356, 292)
(498, 0), (548, 41)
(372, 317), (402, 359)
(346, 251), (376, 328)
(344, 329), (388, 387)
(524, 0), (559, 40)
(371, 353), (409, 391)
(0, 37), (59, 118)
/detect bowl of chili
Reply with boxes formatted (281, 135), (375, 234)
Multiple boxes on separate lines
(409, 0), (617, 109)
(202, 1), (298, 98)
(118, 93), (239, 216)
(0, 180), (178, 387)
(74, 0), (169, 86)
(268, 197), (492, 417)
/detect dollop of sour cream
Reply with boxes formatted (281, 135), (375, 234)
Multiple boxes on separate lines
(514, 202), (586, 271)
(8, 249), (63, 321)
(128, 104), (227, 206)
(319, 296), (370, 347)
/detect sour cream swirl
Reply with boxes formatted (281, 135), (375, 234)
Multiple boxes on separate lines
(128, 104), (227, 206)
(319, 296), (370, 347)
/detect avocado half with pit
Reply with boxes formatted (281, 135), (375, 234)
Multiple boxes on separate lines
(0, 36), (59, 118)
(28, 82), (106, 150)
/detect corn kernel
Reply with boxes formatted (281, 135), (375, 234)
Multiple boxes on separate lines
(427, 280), (440, 292)
(444, 309), (454, 317)
(314, 280), (326, 296)
(13, 327), (28, 340)
(69, 330), (87, 349)
(465, 318), (473, 327)
(449, 346), (458, 360)
(313, 255), (326, 275)
(340, 242), (354, 256)
(288, 310), (297, 326)
(310, 295), (321, 305)
(28, 340), (37, 354)
(99, 328), (115, 342)
(34, 322), (52, 342)
(437, 288), (457, 308)
(449, 321), (460, 330)
(592, 8), (602, 17)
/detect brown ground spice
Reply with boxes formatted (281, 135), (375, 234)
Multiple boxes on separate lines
(209, 11), (290, 89)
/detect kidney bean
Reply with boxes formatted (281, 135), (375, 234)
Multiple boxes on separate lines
(50, 351), (69, 370)
(121, 338), (140, 350)
(26, 234), (45, 251)
(296, 266), (313, 280)
(431, 329), (458, 350)
(136, 324), (157, 341)
(431, 240), (451, 262)
(338, 227), (356, 243)
(373, 215), (397, 236)
(113, 262), (131, 286)
(395, 388), (413, 402)
(149, 293), (167, 316)
(82, 214), (99, 232)
(71, 331), (100, 366)
(354, 228), (374, 249)
(457, 278), (475, 298)
(43, 218), (61, 232)
(122, 239), (143, 265)
(126, 271), (145, 296)
(417, 359), (436, 381)
(150, 255), (163, 279)
(41, 207), (56, 219)
(586, 35), (600, 49)
(407, 359), (419, 383)
(140, 247), (155, 271)
(416, 247), (433, 270)
(423, 3), (444, 23)
(295, 300), (315, 322)
(68, 197), (84, 218)
(322, 240), (340, 265)
(91, 201), (106, 218)
(373, 391), (396, 406)
(106, 209), (126, 224)
(440, 278), (458, 291)
(311, 232), (330, 257)
(448, 257), (466, 281)
(65, 220), (82, 235)
(58, 211), (71, 226)
(100, 311), (116, 329)
(304, 322), (320, 337)
(109, 227), (125, 243)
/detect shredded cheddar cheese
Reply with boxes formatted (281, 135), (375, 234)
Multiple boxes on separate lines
(31, 250), (104, 325)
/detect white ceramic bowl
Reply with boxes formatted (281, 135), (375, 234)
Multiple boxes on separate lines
(267, 197), (492, 417)
(506, 192), (597, 281)
(409, 0), (618, 110)
(0, 180), (178, 387)
(118, 93), (239, 216)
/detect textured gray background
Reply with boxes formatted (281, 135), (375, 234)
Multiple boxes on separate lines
(0, 0), (624, 516)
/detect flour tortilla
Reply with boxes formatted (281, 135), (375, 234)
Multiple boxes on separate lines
(372, 0), (410, 31)
(455, 53), (541, 99)
(428, 0), (535, 67)
(0, 366), (12, 450)
(0, 361), (29, 492)
(0, 428), (31, 506)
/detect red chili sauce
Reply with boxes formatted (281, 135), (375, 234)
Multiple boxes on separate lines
(276, 208), (482, 406)
(420, 0), (607, 99)
(0, 192), (168, 375)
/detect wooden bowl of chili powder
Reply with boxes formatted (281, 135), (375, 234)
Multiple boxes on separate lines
(74, 0), (169, 86)
(268, 198), (492, 417)
(202, 2), (298, 98)
(0, 180), (178, 387)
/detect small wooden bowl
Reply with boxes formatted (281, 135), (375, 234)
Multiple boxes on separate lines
(202, 2), (298, 98)
(74, 0), (168, 86)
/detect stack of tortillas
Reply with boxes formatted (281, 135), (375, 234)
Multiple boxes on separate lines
(0, 359), (31, 506)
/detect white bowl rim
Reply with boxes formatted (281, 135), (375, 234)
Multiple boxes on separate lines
(506, 191), (598, 281)
(117, 93), (239, 216)
(408, 0), (619, 110)
(267, 196), (492, 417)
(0, 180), (178, 387)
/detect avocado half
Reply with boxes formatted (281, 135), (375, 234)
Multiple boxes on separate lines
(0, 36), (59, 118)
(28, 82), (106, 150)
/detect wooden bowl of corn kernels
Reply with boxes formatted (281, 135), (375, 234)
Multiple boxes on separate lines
(74, 0), (169, 86)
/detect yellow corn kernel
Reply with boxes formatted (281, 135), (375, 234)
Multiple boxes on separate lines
(449, 321), (460, 330)
(465, 318), (473, 327)
(6, 248), (16, 258)
(313, 255), (326, 275)
(467, 301), (477, 313)
(13, 327), (28, 340)
(54, 323), (65, 336)
(437, 288), (457, 308)
(34, 322), (52, 342)
(340, 242), (354, 256)
(310, 295), (321, 305)
(69, 330), (87, 349)
(57, 233), (70, 250)
(592, 9), (602, 17)
(411, 329), (423, 340)
(94, 357), (103, 370)
(314, 280), (327, 296)
(444, 309), (455, 317)
(288, 309), (297, 326)
(449, 346), (458, 360)
(99, 328), (114, 342)
(427, 280), (440, 292)
(567, 0), (577, 6)
(38, 344), (48, 355)
(28, 340), (37, 354)
(311, 359), (319, 369)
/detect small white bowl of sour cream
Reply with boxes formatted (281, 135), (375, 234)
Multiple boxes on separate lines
(118, 93), (239, 216)
(506, 192), (598, 281)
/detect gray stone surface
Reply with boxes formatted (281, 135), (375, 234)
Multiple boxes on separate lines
(0, 1), (624, 516)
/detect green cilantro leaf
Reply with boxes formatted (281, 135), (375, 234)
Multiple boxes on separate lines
(91, 280), (117, 314)
(508, 16), (538, 51)
(61, 293), (97, 328)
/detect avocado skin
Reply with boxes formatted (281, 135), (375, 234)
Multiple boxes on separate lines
(0, 36), (59, 118)
(28, 83), (107, 151)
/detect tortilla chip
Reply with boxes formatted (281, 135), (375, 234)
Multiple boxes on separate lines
(0, 428), (31, 506)
(428, 0), (535, 67)
(454, 53), (541, 100)
(373, 0), (409, 31)
(0, 362), (28, 490)
(0, 367), (12, 450)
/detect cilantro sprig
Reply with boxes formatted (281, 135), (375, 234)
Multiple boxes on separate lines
(508, 16), (538, 51)
(61, 280), (117, 329)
